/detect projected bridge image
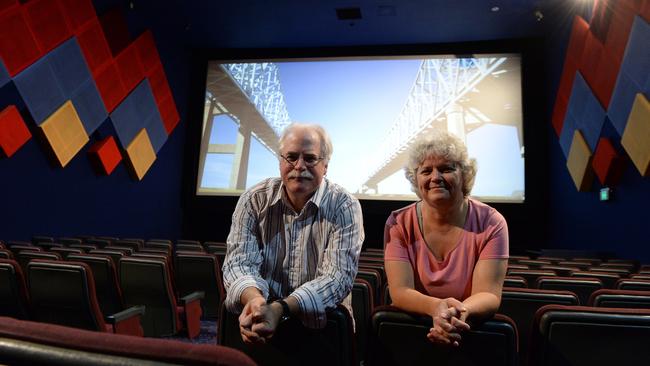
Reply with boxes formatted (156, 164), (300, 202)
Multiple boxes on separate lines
(198, 55), (524, 202)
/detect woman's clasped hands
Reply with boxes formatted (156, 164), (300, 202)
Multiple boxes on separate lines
(427, 297), (470, 346)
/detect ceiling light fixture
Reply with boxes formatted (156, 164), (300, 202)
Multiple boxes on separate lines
(491, 6), (500, 12)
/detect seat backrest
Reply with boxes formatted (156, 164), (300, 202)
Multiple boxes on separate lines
(529, 305), (650, 366)
(536, 276), (603, 305)
(112, 240), (142, 252)
(352, 278), (374, 364)
(357, 268), (382, 305)
(119, 257), (180, 337)
(219, 302), (356, 366)
(571, 271), (620, 288)
(67, 254), (125, 315)
(589, 289), (650, 309)
(26, 259), (107, 331)
(16, 251), (61, 273)
(0, 259), (30, 319)
(500, 288), (579, 365)
(85, 238), (111, 248)
(0, 248), (13, 259)
(366, 306), (518, 366)
(507, 270), (557, 287)
(88, 249), (125, 267)
(175, 243), (205, 252)
(174, 252), (224, 319)
(504, 275), (528, 288)
(57, 237), (83, 245)
(0, 316), (256, 366)
(50, 247), (83, 259)
(616, 278), (650, 291)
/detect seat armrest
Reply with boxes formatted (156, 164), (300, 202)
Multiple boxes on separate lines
(106, 305), (146, 323)
(180, 291), (205, 305)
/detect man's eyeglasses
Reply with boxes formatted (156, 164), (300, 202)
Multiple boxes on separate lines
(280, 153), (324, 168)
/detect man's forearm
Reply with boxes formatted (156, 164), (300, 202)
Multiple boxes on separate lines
(240, 286), (265, 306)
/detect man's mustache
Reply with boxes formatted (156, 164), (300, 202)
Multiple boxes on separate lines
(288, 171), (314, 179)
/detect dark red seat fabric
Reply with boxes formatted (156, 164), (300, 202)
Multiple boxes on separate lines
(0, 259), (30, 319)
(0, 316), (256, 366)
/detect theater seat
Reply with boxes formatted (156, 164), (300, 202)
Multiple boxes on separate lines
(353, 277), (374, 364)
(0, 259), (30, 319)
(26, 260), (144, 336)
(536, 276), (603, 305)
(67, 253), (126, 316)
(589, 289), (650, 309)
(174, 252), (225, 319)
(366, 306), (518, 366)
(0, 316), (256, 365)
(499, 288), (579, 366)
(119, 257), (204, 338)
(529, 305), (650, 366)
(219, 302), (356, 366)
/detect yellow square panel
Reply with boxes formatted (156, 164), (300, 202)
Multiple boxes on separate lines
(621, 93), (650, 176)
(125, 128), (156, 180)
(566, 129), (593, 191)
(39, 101), (89, 167)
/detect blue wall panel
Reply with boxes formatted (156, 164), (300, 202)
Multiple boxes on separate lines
(72, 79), (108, 135)
(620, 16), (650, 92)
(12, 57), (66, 125)
(48, 38), (92, 98)
(0, 61), (9, 89)
(608, 72), (639, 135)
(145, 112), (168, 153)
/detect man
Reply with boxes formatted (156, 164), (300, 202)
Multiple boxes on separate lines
(222, 123), (364, 344)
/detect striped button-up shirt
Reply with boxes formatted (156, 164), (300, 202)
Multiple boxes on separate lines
(222, 177), (364, 329)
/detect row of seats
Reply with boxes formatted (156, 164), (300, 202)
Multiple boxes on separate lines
(0, 254), (212, 338)
(353, 248), (650, 365)
(1, 239), (227, 318)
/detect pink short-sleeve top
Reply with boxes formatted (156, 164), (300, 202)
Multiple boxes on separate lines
(384, 198), (509, 300)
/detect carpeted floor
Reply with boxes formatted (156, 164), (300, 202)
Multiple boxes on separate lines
(162, 320), (218, 345)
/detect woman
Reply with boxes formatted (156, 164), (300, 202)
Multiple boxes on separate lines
(384, 130), (508, 346)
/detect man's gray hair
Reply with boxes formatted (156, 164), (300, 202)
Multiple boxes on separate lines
(404, 130), (478, 198)
(278, 123), (333, 163)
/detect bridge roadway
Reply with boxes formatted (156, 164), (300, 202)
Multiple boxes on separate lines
(205, 63), (281, 153)
(362, 57), (522, 192)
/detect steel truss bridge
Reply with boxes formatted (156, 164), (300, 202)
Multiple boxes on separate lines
(198, 57), (521, 193)
(362, 56), (522, 193)
(199, 62), (291, 191)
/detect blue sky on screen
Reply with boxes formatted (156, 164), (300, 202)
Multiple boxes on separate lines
(203, 57), (524, 199)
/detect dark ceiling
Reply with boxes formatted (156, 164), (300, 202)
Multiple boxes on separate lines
(171, 0), (585, 49)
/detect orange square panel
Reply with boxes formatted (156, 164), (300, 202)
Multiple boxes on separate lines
(88, 135), (121, 175)
(39, 100), (89, 167)
(124, 128), (156, 180)
(566, 129), (594, 191)
(621, 93), (650, 176)
(0, 105), (32, 157)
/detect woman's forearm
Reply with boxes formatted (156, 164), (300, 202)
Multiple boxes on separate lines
(390, 287), (440, 316)
(461, 292), (501, 321)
